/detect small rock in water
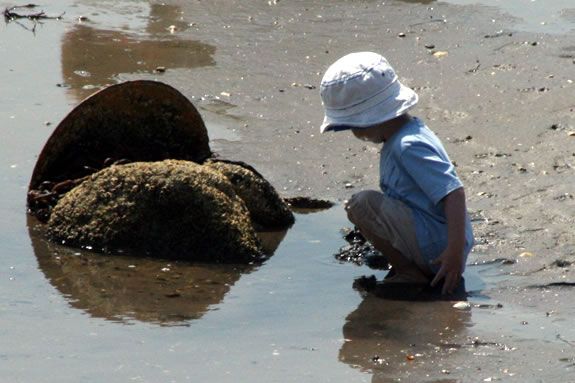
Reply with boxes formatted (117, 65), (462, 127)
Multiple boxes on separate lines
(335, 227), (387, 269)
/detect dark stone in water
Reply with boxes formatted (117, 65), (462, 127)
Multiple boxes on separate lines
(334, 227), (389, 270)
(353, 275), (468, 301)
(283, 196), (335, 213)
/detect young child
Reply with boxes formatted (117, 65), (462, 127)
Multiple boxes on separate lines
(320, 52), (474, 295)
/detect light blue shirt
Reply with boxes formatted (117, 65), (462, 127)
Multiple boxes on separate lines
(379, 117), (474, 268)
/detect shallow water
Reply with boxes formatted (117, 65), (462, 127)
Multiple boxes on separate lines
(444, 0), (575, 34)
(2, 0), (575, 381)
(399, 0), (575, 33)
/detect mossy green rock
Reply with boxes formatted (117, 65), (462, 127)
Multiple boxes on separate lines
(204, 160), (294, 229)
(47, 160), (262, 262)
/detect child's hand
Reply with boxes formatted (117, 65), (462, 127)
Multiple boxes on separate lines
(433, 187), (467, 295)
(430, 247), (464, 295)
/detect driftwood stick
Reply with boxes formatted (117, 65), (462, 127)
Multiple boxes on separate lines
(3, 4), (64, 22)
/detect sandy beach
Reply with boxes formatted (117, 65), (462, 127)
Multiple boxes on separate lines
(2, 0), (575, 381)
(137, 0), (575, 305)
(131, 1), (575, 375)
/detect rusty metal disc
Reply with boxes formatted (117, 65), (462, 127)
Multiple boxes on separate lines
(28, 80), (211, 218)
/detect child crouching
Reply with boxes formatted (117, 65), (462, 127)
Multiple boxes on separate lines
(320, 52), (474, 295)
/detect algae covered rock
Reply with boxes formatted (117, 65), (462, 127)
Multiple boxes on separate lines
(205, 159), (294, 229)
(47, 160), (262, 262)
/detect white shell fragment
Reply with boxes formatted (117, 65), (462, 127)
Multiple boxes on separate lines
(452, 301), (471, 310)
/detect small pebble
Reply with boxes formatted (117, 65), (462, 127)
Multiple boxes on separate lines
(154, 66), (166, 73)
(371, 355), (385, 365)
(433, 51), (448, 58)
(398, 32), (406, 38)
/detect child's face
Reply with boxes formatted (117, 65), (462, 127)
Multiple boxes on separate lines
(351, 125), (386, 144)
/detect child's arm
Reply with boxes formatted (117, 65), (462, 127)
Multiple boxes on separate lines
(430, 187), (467, 294)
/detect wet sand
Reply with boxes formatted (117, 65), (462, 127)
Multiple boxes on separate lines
(2, 0), (575, 381)
(148, 0), (575, 378)
(142, 0), (575, 309)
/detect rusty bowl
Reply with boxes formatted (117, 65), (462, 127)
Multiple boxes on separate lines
(28, 80), (211, 219)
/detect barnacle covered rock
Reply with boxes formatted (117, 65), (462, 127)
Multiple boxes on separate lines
(47, 160), (262, 262)
(204, 159), (294, 229)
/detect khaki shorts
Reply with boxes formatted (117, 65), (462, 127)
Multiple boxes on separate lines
(345, 190), (430, 273)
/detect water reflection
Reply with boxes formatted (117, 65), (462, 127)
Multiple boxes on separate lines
(339, 292), (471, 381)
(61, 3), (216, 101)
(28, 217), (287, 326)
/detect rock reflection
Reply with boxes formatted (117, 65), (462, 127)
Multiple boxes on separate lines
(61, 3), (215, 101)
(339, 292), (471, 381)
(28, 217), (287, 326)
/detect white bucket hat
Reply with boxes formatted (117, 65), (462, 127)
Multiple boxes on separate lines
(319, 52), (418, 133)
